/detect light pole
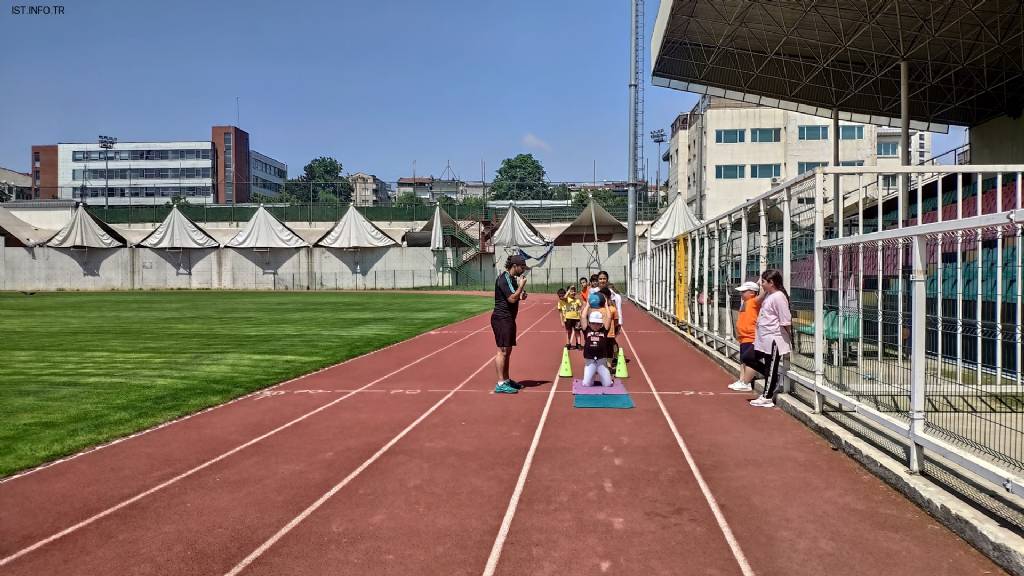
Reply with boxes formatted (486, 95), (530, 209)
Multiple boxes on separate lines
(98, 135), (117, 209)
(650, 129), (665, 208)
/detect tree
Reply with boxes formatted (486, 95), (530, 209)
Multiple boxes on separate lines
(490, 154), (549, 200)
(395, 191), (424, 206)
(0, 184), (11, 203)
(549, 183), (571, 201)
(287, 157), (353, 203)
(572, 188), (626, 212)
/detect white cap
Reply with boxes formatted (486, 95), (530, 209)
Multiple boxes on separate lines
(588, 310), (604, 323)
(735, 281), (760, 293)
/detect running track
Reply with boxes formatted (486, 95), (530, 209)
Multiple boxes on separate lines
(0, 296), (1005, 575)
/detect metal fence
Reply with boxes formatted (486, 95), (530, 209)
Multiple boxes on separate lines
(631, 164), (1024, 499)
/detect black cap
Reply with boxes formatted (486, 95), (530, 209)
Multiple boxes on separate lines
(508, 255), (528, 267)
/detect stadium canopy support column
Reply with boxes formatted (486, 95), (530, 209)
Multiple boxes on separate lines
(901, 60), (910, 201)
(833, 108), (840, 233)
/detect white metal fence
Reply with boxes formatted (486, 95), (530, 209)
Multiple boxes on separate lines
(630, 165), (1024, 499)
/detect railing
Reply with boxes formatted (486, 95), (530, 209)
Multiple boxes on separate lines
(630, 164), (1024, 499)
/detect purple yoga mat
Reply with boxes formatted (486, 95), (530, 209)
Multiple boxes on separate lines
(572, 378), (627, 395)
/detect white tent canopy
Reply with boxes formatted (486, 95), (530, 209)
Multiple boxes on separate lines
(225, 206), (308, 249)
(46, 205), (126, 249)
(139, 206), (220, 249)
(428, 205), (445, 251)
(490, 205), (548, 247)
(649, 194), (702, 241)
(0, 206), (55, 247)
(552, 201), (626, 243)
(316, 206), (397, 248)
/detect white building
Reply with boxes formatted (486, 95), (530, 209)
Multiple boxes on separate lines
(64, 141), (215, 205)
(250, 151), (287, 199)
(664, 96), (931, 220)
(349, 173), (391, 206)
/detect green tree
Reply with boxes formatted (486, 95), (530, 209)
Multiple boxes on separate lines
(490, 154), (549, 200)
(549, 183), (571, 201)
(395, 190), (424, 206)
(573, 188), (626, 212)
(287, 157), (353, 203)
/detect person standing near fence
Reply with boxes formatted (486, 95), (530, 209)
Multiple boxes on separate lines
(492, 255), (529, 394)
(748, 269), (792, 408)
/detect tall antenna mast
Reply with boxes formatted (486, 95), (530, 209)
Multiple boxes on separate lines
(627, 0), (644, 262)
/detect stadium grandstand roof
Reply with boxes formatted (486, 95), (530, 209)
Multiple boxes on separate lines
(651, 0), (1024, 130)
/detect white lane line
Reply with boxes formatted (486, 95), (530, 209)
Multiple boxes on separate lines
(224, 309), (553, 576)
(621, 329), (756, 576)
(481, 373), (560, 576)
(0, 311), (493, 486)
(0, 315), (504, 568)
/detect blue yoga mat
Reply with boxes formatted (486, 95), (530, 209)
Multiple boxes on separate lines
(573, 393), (634, 409)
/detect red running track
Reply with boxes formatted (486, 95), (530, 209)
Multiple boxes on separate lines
(0, 297), (1005, 575)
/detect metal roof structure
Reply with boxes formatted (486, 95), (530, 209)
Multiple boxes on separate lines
(651, 0), (1024, 130)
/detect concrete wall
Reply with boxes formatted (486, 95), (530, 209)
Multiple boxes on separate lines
(0, 245), (451, 292)
(970, 115), (1024, 165)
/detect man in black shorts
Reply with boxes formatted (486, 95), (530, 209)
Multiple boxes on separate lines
(493, 254), (528, 394)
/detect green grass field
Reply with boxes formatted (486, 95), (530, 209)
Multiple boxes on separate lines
(0, 291), (491, 478)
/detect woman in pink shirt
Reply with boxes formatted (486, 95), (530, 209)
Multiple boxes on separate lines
(748, 269), (792, 408)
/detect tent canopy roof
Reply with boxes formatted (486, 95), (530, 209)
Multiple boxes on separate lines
(46, 205), (126, 248)
(316, 206), (397, 248)
(652, 0), (1024, 129)
(649, 194), (702, 240)
(554, 202), (627, 242)
(225, 206), (309, 248)
(138, 206), (219, 249)
(490, 205), (548, 247)
(0, 206), (55, 247)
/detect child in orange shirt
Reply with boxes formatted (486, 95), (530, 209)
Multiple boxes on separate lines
(729, 281), (762, 391)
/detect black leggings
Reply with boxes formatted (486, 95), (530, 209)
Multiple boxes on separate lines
(746, 342), (783, 399)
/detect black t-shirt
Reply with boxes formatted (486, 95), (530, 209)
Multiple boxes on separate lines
(582, 324), (610, 359)
(492, 271), (519, 320)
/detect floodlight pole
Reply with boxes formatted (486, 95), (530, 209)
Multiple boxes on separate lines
(98, 135), (117, 210)
(627, 0), (641, 263)
(651, 129), (665, 209)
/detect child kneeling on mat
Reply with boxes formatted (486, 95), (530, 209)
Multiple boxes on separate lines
(581, 300), (614, 387)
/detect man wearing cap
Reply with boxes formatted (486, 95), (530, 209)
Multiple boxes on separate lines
(729, 281), (762, 391)
(492, 254), (529, 394)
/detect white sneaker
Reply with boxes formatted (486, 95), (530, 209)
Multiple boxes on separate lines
(728, 381), (753, 391)
(749, 397), (774, 408)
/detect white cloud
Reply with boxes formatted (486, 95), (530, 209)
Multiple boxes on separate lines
(521, 132), (551, 152)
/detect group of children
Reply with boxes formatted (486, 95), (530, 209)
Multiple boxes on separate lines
(729, 269), (793, 408)
(556, 272), (624, 387)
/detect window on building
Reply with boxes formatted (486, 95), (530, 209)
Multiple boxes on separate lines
(751, 128), (781, 142)
(838, 160), (865, 166)
(715, 165), (745, 179)
(797, 161), (828, 174)
(882, 175), (897, 189)
(878, 142), (898, 157)
(750, 164), (781, 179)
(715, 129), (745, 143)
(72, 151), (84, 161)
(840, 125), (864, 140)
(798, 126), (828, 140)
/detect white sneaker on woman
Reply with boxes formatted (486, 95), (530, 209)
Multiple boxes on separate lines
(728, 381), (753, 391)
(749, 397), (774, 408)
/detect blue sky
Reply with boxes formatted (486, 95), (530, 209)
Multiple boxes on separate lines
(0, 0), (966, 182)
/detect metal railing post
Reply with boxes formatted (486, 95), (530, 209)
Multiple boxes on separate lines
(759, 199), (768, 274)
(909, 233), (928, 473)
(813, 172), (827, 413)
(782, 187), (793, 393)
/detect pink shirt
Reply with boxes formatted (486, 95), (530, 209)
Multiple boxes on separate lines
(754, 291), (792, 355)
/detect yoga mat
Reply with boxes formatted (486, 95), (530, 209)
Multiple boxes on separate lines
(572, 378), (627, 395)
(573, 394), (635, 409)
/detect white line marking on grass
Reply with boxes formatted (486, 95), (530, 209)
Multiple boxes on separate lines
(223, 309), (553, 576)
(481, 372), (560, 576)
(620, 329), (756, 576)
(0, 318), (502, 568)
(0, 311), (493, 486)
